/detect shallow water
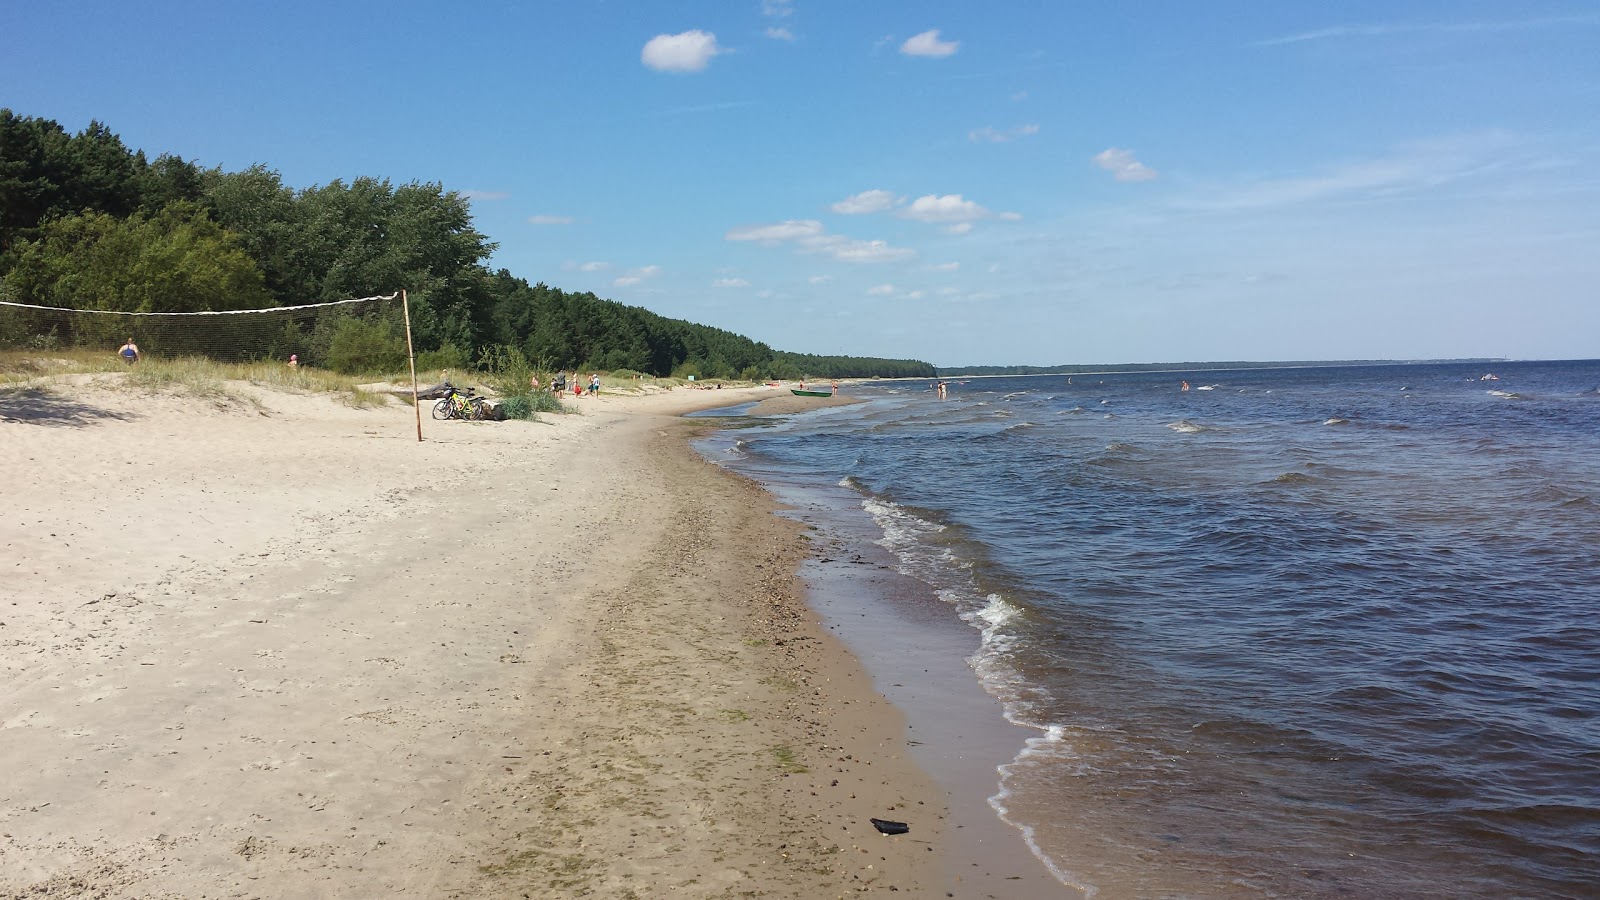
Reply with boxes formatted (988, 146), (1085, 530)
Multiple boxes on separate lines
(702, 362), (1600, 898)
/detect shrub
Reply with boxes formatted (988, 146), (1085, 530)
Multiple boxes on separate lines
(325, 317), (406, 374)
(417, 342), (468, 372)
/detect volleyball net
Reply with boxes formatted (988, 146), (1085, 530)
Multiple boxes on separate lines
(0, 294), (401, 365)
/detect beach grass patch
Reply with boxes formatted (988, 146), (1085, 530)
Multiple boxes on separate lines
(759, 674), (798, 692)
(771, 745), (808, 774)
(717, 708), (750, 723)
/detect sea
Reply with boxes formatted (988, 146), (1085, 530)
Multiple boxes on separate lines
(693, 360), (1600, 899)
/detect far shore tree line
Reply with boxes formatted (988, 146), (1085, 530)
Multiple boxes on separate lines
(0, 110), (936, 381)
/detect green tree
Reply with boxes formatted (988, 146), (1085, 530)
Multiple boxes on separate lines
(6, 204), (272, 312)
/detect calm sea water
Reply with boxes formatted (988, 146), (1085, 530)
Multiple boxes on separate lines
(703, 361), (1600, 899)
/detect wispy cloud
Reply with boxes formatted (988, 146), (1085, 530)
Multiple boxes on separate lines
(726, 219), (915, 263)
(461, 190), (508, 202)
(1255, 14), (1600, 47)
(527, 214), (575, 225)
(830, 189), (901, 215)
(1177, 132), (1525, 212)
(1093, 148), (1159, 182)
(642, 30), (724, 73)
(762, 1), (796, 40)
(613, 265), (662, 287)
(929, 261), (960, 272)
(712, 277), (751, 288)
(563, 260), (610, 272)
(901, 29), (959, 58)
(867, 284), (924, 299)
(969, 123), (1039, 144)
(652, 100), (758, 118)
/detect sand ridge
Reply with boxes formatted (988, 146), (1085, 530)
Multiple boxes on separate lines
(0, 379), (949, 897)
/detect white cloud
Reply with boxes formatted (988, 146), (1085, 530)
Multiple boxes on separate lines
(461, 190), (508, 201)
(808, 274), (834, 284)
(527, 214), (575, 225)
(613, 265), (661, 287)
(930, 261), (960, 272)
(901, 194), (989, 223)
(727, 219), (914, 263)
(944, 222), (974, 235)
(1093, 148), (1159, 182)
(830, 189), (900, 215)
(1011, 90), (1029, 103)
(969, 124), (1039, 144)
(901, 29), (959, 58)
(562, 260), (610, 272)
(866, 284), (925, 300)
(726, 219), (826, 242)
(642, 30), (723, 73)
(762, 0), (793, 18)
(766, 26), (794, 40)
(712, 277), (751, 288)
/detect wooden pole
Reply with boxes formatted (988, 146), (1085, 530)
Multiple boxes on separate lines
(400, 289), (422, 442)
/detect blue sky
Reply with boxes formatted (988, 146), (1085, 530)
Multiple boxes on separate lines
(5, 1), (1598, 365)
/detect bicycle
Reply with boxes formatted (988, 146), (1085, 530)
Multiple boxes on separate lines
(431, 386), (488, 421)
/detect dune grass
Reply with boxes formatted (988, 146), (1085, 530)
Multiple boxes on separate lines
(0, 350), (392, 408)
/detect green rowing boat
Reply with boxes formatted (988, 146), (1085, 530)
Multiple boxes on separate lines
(791, 389), (833, 397)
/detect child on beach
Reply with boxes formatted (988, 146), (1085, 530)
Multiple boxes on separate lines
(589, 373), (600, 397)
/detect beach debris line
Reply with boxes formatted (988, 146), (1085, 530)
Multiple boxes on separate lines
(870, 817), (910, 835)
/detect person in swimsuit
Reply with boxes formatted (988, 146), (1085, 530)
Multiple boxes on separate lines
(589, 373), (600, 396)
(118, 338), (140, 365)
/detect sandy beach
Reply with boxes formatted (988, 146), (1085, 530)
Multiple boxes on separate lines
(0, 377), (1044, 898)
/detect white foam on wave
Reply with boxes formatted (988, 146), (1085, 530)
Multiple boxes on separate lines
(857, 497), (1090, 893)
(1167, 420), (1203, 433)
(1323, 417), (1349, 426)
(989, 723), (1099, 896)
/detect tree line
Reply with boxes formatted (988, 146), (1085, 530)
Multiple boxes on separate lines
(0, 110), (935, 380)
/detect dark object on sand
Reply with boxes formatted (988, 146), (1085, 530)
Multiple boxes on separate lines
(791, 389), (834, 397)
(870, 818), (910, 835)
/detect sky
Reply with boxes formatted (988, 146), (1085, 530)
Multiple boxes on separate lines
(4, 1), (1598, 366)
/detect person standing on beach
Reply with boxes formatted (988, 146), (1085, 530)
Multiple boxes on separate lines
(589, 373), (600, 397)
(553, 371), (566, 398)
(118, 337), (140, 365)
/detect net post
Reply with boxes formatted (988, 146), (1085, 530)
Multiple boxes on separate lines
(400, 289), (423, 442)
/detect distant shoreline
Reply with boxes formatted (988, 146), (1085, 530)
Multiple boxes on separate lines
(935, 357), (1532, 378)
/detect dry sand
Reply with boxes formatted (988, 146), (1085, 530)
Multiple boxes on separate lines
(0, 378), (1038, 898)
